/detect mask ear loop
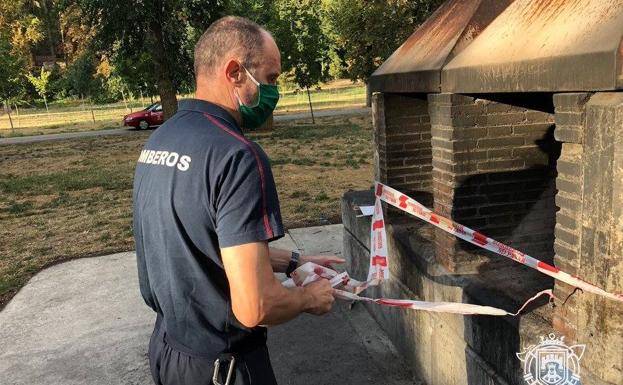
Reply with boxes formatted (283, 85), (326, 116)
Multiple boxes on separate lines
(243, 66), (260, 87)
(235, 64), (261, 108)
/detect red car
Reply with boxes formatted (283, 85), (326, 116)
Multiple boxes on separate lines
(123, 102), (164, 130)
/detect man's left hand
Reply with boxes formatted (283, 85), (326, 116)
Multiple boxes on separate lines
(300, 255), (345, 269)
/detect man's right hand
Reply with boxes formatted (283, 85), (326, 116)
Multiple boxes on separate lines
(304, 279), (336, 315)
(222, 241), (337, 327)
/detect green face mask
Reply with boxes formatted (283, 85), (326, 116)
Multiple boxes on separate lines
(236, 66), (280, 129)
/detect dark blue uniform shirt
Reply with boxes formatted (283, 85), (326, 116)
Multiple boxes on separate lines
(133, 99), (284, 355)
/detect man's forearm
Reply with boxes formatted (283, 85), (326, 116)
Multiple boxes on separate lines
(223, 242), (334, 328)
(259, 278), (312, 326)
(269, 247), (344, 274)
(268, 247), (295, 273)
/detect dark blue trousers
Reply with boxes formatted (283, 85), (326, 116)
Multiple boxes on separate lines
(148, 315), (278, 385)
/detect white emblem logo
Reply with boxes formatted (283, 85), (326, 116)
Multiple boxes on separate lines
(516, 333), (585, 385)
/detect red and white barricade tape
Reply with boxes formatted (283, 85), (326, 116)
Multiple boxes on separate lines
(280, 181), (591, 316)
(374, 181), (623, 303)
(284, 260), (554, 316)
(283, 181), (622, 315)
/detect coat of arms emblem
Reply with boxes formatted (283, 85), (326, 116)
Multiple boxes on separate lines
(516, 333), (585, 385)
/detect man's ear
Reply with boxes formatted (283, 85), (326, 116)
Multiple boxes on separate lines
(224, 60), (245, 86)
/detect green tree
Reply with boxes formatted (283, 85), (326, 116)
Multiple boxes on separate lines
(274, 0), (329, 122)
(321, 0), (443, 82)
(275, 0), (328, 88)
(26, 67), (52, 113)
(65, 51), (105, 121)
(111, 51), (159, 102)
(65, 51), (100, 98)
(225, 0), (276, 25)
(59, 3), (97, 64)
(72, 0), (226, 119)
(32, 0), (61, 58)
(0, 37), (26, 129)
(0, 0), (45, 70)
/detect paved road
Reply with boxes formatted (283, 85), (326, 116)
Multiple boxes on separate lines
(0, 224), (415, 385)
(0, 107), (370, 146)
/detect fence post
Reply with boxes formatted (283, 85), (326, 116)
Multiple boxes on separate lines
(14, 103), (19, 128)
(306, 86), (315, 124)
(121, 89), (129, 113)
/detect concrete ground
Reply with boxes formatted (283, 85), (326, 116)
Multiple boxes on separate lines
(0, 107), (370, 145)
(0, 224), (414, 385)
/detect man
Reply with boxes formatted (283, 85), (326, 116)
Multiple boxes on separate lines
(133, 16), (341, 385)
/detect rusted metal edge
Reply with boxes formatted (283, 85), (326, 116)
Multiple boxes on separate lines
(369, 71), (441, 94)
(617, 36), (623, 90)
(369, 0), (513, 94)
(442, 52), (619, 93)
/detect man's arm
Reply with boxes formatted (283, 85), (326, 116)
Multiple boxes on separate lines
(268, 247), (345, 273)
(221, 241), (335, 328)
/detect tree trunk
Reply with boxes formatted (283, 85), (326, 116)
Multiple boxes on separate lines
(306, 87), (315, 124)
(43, 95), (49, 115)
(60, 27), (67, 64)
(90, 100), (95, 123)
(148, 21), (177, 120)
(127, 87), (133, 112)
(40, 0), (57, 58)
(5, 100), (14, 131)
(121, 88), (129, 112)
(140, 89), (145, 108)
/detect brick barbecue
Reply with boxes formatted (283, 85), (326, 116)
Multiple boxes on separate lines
(342, 1), (623, 384)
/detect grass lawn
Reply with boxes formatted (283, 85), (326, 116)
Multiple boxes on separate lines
(0, 82), (366, 137)
(0, 120), (123, 139)
(0, 113), (373, 309)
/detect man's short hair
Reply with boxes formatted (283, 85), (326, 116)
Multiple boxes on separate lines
(194, 16), (267, 77)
